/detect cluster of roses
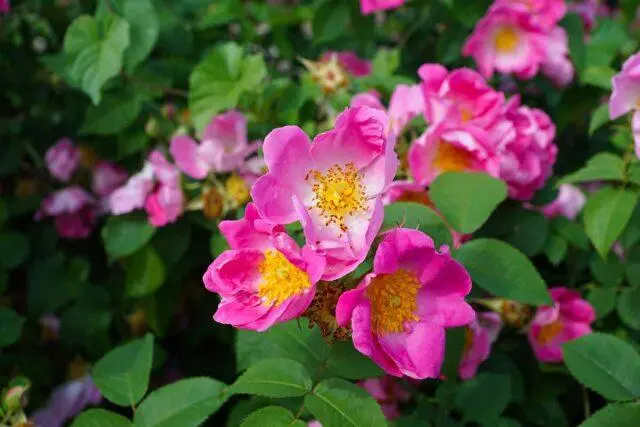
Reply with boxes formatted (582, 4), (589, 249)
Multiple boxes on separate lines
(202, 58), (596, 384)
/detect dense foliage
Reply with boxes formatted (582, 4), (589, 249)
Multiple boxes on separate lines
(2, 0), (640, 426)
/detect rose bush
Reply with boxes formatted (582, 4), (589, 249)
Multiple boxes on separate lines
(1, 0), (640, 426)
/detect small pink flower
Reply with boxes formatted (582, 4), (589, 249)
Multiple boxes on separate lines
(108, 164), (155, 215)
(538, 184), (586, 219)
(170, 111), (259, 178)
(144, 184), (184, 227)
(252, 106), (397, 280)
(459, 312), (502, 380)
(37, 186), (96, 239)
(540, 26), (575, 87)
(321, 51), (372, 77)
(203, 204), (325, 331)
(610, 52), (640, 158)
(494, 0), (567, 29)
(336, 228), (475, 379)
(359, 376), (411, 419)
(408, 123), (500, 186)
(359, 0), (405, 15)
(463, 5), (547, 80)
(351, 85), (424, 134)
(45, 138), (80, 182)
(528, 287), (595, 363)
(0, 0), (9, 13)
(497, 97), (558, 200)
(92, 161), (128, 198)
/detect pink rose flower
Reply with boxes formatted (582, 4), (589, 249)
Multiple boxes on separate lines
(36, 186), (96, 239)
(321, 51), (372, 77)
(538, 184), (586, 219)
(359, 0), (405, 15)
(252, 106), (397, 280)
(540, 27), (575, 87)
(0, 0), (9, 13)
(45, 138), (80, 182)
(528, 287), (595, 363)
(359, 376), (411, 419)
(351, 85), (424, 134)
(336, 228), (475, 379)
(459, 312), (503, 380)
(408, 123), (500, 186)
(202, 203), (325, 331)
(497, 97), (558, 200)
(92, 161), (128, 198)
(494, 0), (567, 29)
(610, 52), (640, 158)
(170, 111), (259, 178)
(109, 151), (184, 227)
(463, 5), (547, 80)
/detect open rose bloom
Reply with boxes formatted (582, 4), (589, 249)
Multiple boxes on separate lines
(528, 287), (596, 363)
(252, 106), (397, 280)
(203, 204), (325, 331)
(336, 228), (475, 379)
(610, 52), (640, 158)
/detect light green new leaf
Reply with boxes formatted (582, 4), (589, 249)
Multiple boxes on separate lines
(580, 403), (640, 427)
(430, 172), (508, 234)
(71, 409), (132, 427)
(305, 378), (387, 427)
(455, 239), (552, 305)
(563, 332), (640, 401)
(92, 334), (154, 407)
(584, 187), (637, 258)
(63, 15), (130, 104)
(230, 358), (312, 398)
(189, 42), (267, 133)
(134, 377), (228, 427)
(583, 66), (615, 90)
(125, 246), (166, 297)
(559, 153), (624, 184)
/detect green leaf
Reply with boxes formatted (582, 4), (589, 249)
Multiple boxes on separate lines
(312, 0), (349, 44)
(240, 406), (303, 427)
(589, 255), (625, 287)
(80, 89), (143, 135)
(589, 103), (610, 135)
(564, 13), (586, 74)
(583, 66), (615, 90)
(430, 172), (508, 234)
(210, 232), (229, 258)
(455, 373), (511, 424)
(102, 215), (156, 260)
(563, 332), (640, 401)
(580, 402), (640, 427)
(71, 409), (133, 427)
(544, 235), (568, 265)
(325, 342), (384, 380)
(189, 42), (267, 134)
(383, 202), (453, 247)
(125, 246), (166, 297)
(584, 187), (638, 258)
(559, 153), (625, 184)
(265, 319), (328, 370)
(134, 377), (228, 427)
(617, 286), (640, 330)
(586, 18), (632, 69)
(63, 15), (130, 104)
(455, 239), (552, 305)
(442, 327), (466, 381)
(305, 378), (387, 427)
(152, 221), (191, 266)
(231, 358), (312, 398)
(552, 216), (590, 250)
(372, 49), (400, 77)
(0, 231), (30, 269)
(587, 287), (617, 319)
(506, 211), (549, 257)
(0, 308), (25, 348)
(92, 334), (154, 407)
(235, 330), (287, 372)
(111, 0), (159, 72)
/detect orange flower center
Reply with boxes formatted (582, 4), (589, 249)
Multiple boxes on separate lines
(494, 27), (519, 53)
(258, 249), (311, 306)
(366, 269), (421, 334)
(536, 320), (564, 345)
(460, 107), (474, 123)
(433, 142), (473, 173)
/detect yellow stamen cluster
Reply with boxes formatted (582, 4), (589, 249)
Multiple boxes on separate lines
(433, 141), (473, 173)
(301, 55), (349, 94)
(500, 300), (533, 328)
(225, 174), (251, 206)
(307, 163), (367, 232)
(494, 27), (520, 53)
(366, 269), (421, 334)
(258, 249), (311, 306)
(536, 320), (564, 345)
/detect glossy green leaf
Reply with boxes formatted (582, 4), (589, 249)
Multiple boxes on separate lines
(584, 187), (637, 258)
(587, 287), (617, 319)
(102, 215), (156, 260)
(559, 153), (625, 184)
(231, 358), (312, 398)
(80, 89), (143, 135)
(125, 246), (166, 297)
(580, 403), (640, 427)
(240, 406), (304, 427)
(589, 103), (610, 135)
(325, 342), (384, 380)
(455, 373), (511, 424)
(265, 319), (328, 370)
(383, 202), (453, 247)
(71, 409), (133, 427)
(617, 286), (640, 330)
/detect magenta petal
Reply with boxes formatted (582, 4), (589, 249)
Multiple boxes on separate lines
(336, 286), (367, 327)
(262, 125), (313, 181)
(251, 174), (298, 224)
(214, 296), (271, 328)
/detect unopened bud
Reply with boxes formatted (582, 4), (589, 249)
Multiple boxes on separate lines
(203, 186), (224, 220)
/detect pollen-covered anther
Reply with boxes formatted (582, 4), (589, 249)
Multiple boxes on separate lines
(366, 269), (421, 334)
(307, 162), (367, 232)
(258, 249), (311, 306)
